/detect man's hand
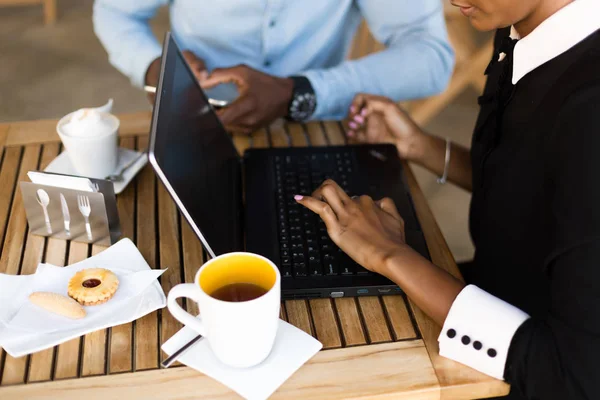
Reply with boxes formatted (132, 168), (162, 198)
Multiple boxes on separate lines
(144, 51), (207, 103)
(202, 65), (293, 135)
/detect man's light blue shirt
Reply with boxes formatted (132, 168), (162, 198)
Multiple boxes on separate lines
(93, 0), (454, 120)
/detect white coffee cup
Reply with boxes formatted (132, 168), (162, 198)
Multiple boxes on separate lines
(167, 252), (281, 368)
(56, 109), (119, 179)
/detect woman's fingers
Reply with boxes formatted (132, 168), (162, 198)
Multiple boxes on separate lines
(294, 195), (339, 228)
(311, 180), (351, 218)
(376, 197), (403, 221)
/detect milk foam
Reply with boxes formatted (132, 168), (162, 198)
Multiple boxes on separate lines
(61, 109), (115, 138)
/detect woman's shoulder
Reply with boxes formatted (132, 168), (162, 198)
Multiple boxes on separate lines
(552, 30), (600, 94)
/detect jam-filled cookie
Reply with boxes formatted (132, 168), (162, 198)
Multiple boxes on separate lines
(68, 268), (119, 306)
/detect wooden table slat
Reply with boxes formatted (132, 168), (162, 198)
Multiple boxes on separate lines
(107, 137), (136, 374)
(268, 122), (290, 148)
(1, 145), (45, 386)
(250, 128), (269, 149)
(134, 135), (160, 371)
(321, 121), (346, 146)
(157, 183), (184, 362)
(0, 341), (440, 400)
(181, 220), (203, 317)
(358, 297), (393, 344)
(0, 148), (22, 255)
(382, 295), (417, 341)
(27, 237), (66, 383)
(53, 242), (89, 380)
(283, 300), (312, 336)
(307, 299), (342, 349)
(286, 123), (307, 147)
(304, 122), (328, 147)
(79, 245), (109, 377)
(333, 298), (367, 346)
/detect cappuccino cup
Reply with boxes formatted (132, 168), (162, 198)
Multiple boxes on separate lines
(56, 108), (119, 179)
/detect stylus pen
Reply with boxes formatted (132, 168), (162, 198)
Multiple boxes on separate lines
(144, 85), (157, 94)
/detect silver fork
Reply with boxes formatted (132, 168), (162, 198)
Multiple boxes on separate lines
(77, 195), (92, 240)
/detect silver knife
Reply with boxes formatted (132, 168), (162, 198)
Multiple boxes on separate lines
(60, 193), (70, 235)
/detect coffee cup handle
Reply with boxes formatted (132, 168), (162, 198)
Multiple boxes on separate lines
(167, 284), (207, 336)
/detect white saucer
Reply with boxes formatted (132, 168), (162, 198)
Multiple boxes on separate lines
(45, 148), (148, 195)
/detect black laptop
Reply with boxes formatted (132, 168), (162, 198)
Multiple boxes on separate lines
(148, 33), (430, 300)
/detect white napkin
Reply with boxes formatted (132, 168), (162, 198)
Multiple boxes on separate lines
(28, 171), (95, 192)
(162, 320), (323, 400)
(0, 238), (166, 358)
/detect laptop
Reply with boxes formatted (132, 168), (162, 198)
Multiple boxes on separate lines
(148, 33), (430, 300)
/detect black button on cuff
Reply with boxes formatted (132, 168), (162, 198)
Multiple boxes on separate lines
(473, 341), (482, 350)
(487, 348), (497, 358)
(461, 335), (471, 345)
(446, 329), (456, 339)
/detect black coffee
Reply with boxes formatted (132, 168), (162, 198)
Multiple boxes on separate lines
(209, 283), (268, 302)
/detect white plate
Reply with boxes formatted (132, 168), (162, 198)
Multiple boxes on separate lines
(45, 147), (148, 194)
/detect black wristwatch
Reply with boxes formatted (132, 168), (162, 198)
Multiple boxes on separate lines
(286, 76), (317, 122)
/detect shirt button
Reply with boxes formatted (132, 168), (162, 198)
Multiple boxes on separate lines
(487, 348), (497, 358)
(446, 329), (456, 339)
(269, 19), (276, 28)
(461, 335), (471, 345)
(473, 341), (482, 350)
(264, 60), (271, 67)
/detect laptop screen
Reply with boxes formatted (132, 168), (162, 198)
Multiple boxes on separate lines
(149, 33), (243, 257)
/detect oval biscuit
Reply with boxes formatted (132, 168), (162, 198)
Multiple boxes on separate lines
(29, 291), (86, 319)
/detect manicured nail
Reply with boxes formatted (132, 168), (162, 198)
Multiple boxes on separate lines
(347, 130), (354, 137)
(361, 108), (368, 116)
(354, 115), (364, 124)
(348, 121), (358, 129)
(294, 195), (303, 201)
(350, 105), (357, 113)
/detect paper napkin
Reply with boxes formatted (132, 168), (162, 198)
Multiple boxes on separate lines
(0, 238), (167, 357)
(162, 320), (323, 400)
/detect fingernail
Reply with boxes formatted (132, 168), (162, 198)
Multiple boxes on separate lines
(350, 105), (357, 113)
(347, 130), (354, 137)
(294, 195), (303, 201)
(354, 115), (364, 124)
(348, 121), (358, 129)
(361, 108), (368, 116)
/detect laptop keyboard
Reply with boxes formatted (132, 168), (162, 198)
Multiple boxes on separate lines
(274, 152), (371, 279)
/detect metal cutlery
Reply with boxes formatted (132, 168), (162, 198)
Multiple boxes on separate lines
(77, 195), (92, 240)
(59, 193), (70, 235)
(161, 334), (204, 368)
(36, 189), (52, 234)
(106, 152), (147, 183)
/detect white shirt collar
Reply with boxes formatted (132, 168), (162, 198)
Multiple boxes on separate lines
(511, 0), (600, 84)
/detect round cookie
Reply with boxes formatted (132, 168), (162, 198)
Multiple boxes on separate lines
(68, 268), (119, 306)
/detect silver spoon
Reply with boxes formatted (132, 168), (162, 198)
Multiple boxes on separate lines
(36, 189), (52, 234)
(106, 152), (147, 183)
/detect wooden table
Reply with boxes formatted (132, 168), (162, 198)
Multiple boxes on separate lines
(0, 113), (508, 399)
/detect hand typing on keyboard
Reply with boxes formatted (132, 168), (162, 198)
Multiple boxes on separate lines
(294, 179), (411, 277)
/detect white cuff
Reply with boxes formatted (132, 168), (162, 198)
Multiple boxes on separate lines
(438, 285), (530, 380)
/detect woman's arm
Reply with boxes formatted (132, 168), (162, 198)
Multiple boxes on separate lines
(411, 133), (473, 192)
(347, 94), (473, 191)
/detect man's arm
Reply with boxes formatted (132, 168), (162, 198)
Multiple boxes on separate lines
(303, 0), (454, 120)
(93, 0), (167, 88)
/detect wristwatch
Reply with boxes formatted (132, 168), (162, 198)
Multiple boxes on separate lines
(286, 76), (317, 122)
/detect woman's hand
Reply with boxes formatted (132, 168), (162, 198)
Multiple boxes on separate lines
(295, 179), (408, 276)
(347, 94), (426, 162)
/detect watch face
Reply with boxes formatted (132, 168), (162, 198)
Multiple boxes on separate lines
(290, 93), (316, 122)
